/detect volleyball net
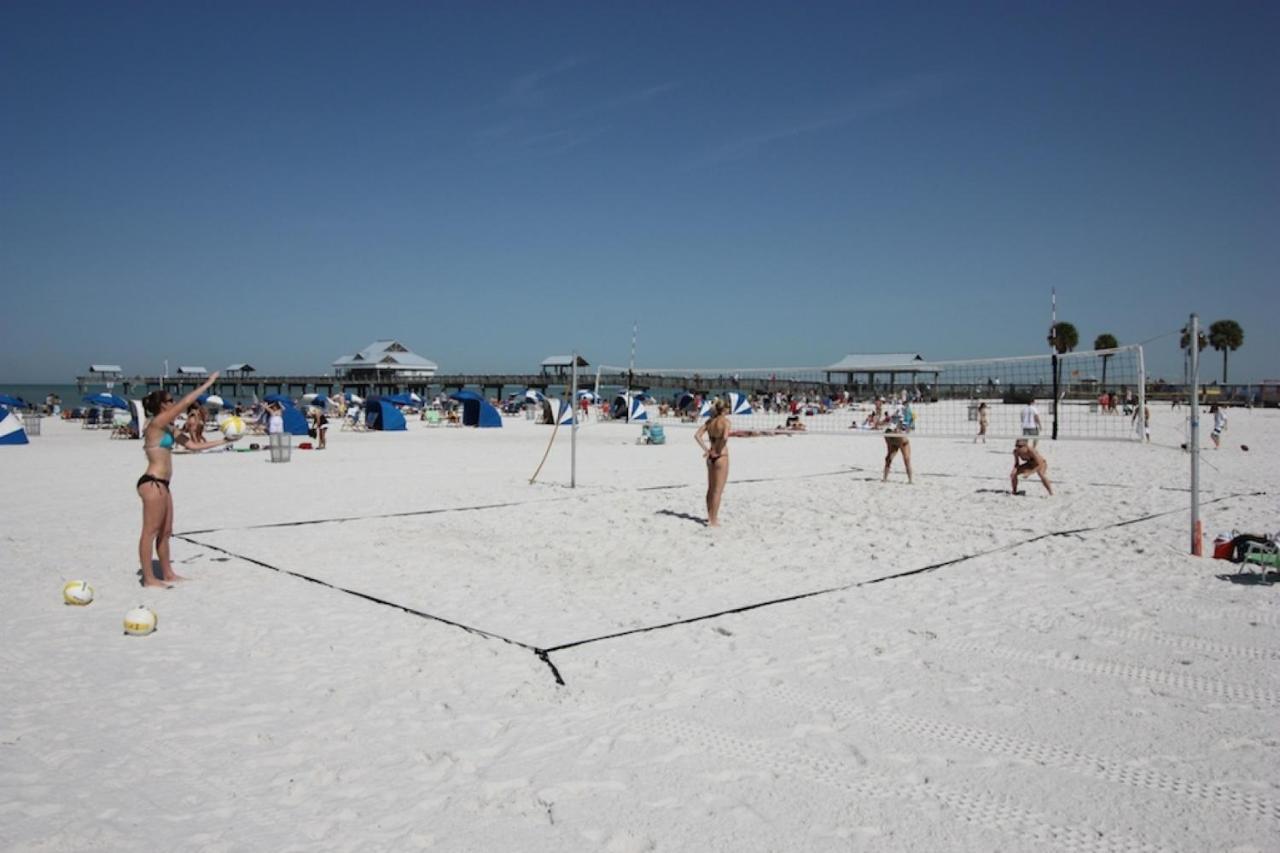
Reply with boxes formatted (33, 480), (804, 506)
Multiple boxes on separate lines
(593, 346), (1145, 441)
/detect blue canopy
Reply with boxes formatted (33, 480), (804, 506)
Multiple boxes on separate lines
(0, 394), (27, 408)
(82, 392), (130, 410)
(450, 391), (502, 428)
(263, 396), (309, 435)
(383, 392), (415, 406)
(365, 396), (407, 431)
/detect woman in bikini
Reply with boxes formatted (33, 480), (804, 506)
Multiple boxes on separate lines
(694, 398), (731, 527)
(137, 372), (236, 587)
(882, 417), (914, 484)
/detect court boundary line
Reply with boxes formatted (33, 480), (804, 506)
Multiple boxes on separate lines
(176, 490), (1265, 688)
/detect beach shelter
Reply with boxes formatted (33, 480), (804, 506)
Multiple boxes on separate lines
(0, 394), (28, 408)
(127, 400), (145, 439)
(611, 392), (649, 422)
(382, 392), (415, 407)
(676, 392), (696, 412)
(699, 399), (713, 419)
(576, 390), (597, 401)
(364, 396), (407, 431)
(523, 389), (545, 403)
(83, 392), (129, 409)
(342, 390), (364, 404)
(450, 391), (502, 428)
(263, 394), (311, 436)
(728, 392), (753, 416)
(0, 407), (29, 445)
(544, 397), (574, 425)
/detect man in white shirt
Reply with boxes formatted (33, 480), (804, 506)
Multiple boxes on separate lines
(1020, 401), (1042, 447)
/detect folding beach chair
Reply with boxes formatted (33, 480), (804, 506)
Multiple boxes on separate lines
(1238, 539), (1279, 584)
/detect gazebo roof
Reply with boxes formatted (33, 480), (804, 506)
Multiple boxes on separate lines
(825, 353), (938, 372)
(88, 364), (123, 374)
(225, 363), (256, 372)
(541, 355), (590, 368)
(177, 366), (208, 375)
(332, 340), (437, 371)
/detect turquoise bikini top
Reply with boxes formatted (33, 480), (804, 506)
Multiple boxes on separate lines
(146, 429), (174, 451)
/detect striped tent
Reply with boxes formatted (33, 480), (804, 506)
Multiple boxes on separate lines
(547, 397), (575, 425)
(728, 392), (753, 416)
(0, 408), (29, 445)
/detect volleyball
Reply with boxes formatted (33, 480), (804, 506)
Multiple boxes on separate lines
(221, 416), (245, 439)
(62, 580), (94, 606)
(123, 606), (158, 636)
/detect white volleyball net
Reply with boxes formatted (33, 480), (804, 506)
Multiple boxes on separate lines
(593, 346), (1145, 441)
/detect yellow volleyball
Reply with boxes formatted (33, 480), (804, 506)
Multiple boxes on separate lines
(62, 580), (94, 606)
(123, 606), (158, 636)
(221, 416), (246, 439)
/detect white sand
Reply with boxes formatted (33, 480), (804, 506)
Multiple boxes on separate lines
(2, 409), (1277, 851)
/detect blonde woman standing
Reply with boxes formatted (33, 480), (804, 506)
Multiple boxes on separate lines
(695, 398), (731, 527)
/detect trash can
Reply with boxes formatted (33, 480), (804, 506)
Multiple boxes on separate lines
(23, 413), (42, 436)
(967, 404), (979, 422)
(1088, 402), (1099, 413)
(268, 432), (292, 463)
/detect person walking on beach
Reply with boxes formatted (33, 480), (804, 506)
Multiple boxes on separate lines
(975, 402), (989, 443)
(1209, 404), (1227, 449)
(1020, 400), (1042, 447)
(1132, 402), (1151, 442)
(695, 398), (731, 527)
(137, 373), (238, 588)
(266, 402), (284, 435)
(1011, 438), (1052, 495)
(312, 406), (328, 449)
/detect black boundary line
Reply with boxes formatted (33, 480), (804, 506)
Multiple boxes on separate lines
(176, 496), (576, 537)
(172, 534), (567, 684)
(539, 490), (1266, 667)
(176, 490), (1266, 690)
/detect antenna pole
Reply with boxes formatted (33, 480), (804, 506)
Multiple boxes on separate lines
(627, 320), (638, 423)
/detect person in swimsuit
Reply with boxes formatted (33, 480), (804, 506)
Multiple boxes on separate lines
(694, 398), (731, 527)
(975, 401), (988, 444)
(1011, 438), (1053, 495)
(137, 372), (237, 588)
(1209, 404), (1226, 449)
(883, 422), (914, 483)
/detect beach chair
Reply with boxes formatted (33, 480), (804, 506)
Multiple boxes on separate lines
(1238, 539), (1279, 584)
(423, 409), (442, 427)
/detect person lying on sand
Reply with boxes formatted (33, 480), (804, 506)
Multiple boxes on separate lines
(1011, 438), (1052, 495)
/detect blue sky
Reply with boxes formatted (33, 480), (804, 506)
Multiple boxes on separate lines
(2, 1), (1276, 382)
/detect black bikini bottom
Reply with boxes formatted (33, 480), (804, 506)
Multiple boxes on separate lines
(137, 474), (171, 491)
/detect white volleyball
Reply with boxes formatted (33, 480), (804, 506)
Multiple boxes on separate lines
(123, 606), (158, 636)
(63, 580), (94, 606)
(221, 416), (245, 439)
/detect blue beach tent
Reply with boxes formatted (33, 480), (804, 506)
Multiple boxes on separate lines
(0, 407), (29, 445)
(83, 392), (129, 409)
(263, 394), (311, 436)
(383, 392), (414, 406)
(364, 396), (407, 431)
(450, 391), (502, 428)
(0, 394), (28, 408)
(728, 392), (753, 416)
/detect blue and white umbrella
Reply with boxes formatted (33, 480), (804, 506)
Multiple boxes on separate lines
(83, 392), (130, 410)
(0, 394), (28, 408)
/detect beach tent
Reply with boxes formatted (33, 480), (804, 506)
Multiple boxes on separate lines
(612, 393), (649, 422)
(728, 392), (753, 416)
(383, 392), (415, 407)
(576, 390), (597, 401)
(523, 389), (545, 403)
(198, 394), (225, 409)
(0, 394), (28, 408)
(364, 396), (407, 431)
(263, 394), (311, 436)
(83, 392), (129, 409)
(0, 407), (29, 445)
(450, 391), (502, 428)
(699, 399), (713, 419)
(342, 391), (364, 404)
(544, 397), (574, 426)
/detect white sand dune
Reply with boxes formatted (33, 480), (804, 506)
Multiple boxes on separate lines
(2, 408), (1277, 851)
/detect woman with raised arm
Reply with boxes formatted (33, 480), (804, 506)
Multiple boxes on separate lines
(694, 398), (731, 527)
(136, 372), (237, 588)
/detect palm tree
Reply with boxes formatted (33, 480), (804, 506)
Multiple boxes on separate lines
(1180, 326), (1207, 353)
(1048, 322), (1079, 354)
(1094, 333), (1118, 390)
(1208, 320), (1244, 384)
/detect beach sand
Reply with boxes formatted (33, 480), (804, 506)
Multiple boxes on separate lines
(2, 408), (1277, 851)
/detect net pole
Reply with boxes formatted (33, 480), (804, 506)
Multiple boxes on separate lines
(1051, 353), (1060, 440)
(627, 321), (637, 424)
(570, 351), (578, 489)
(1189, 314), (1201, 555)
(1137, 345), (1146, 439)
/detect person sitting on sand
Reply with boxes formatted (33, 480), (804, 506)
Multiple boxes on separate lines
(883, 421), (913, 484)
(137, 373), (239, 588)
(695, 398), (731, 527)
(1011, 438), (1052, 495)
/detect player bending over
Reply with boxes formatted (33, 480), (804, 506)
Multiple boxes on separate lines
(1010, 438), (1052, 495)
